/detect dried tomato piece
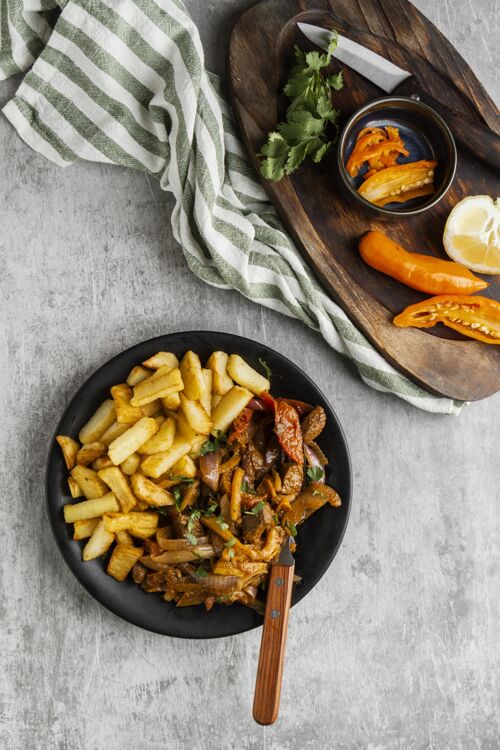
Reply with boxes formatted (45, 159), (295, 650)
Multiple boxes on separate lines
(258, 391), (276, 411)
(284, 398), (312, 416)
(228, 407), (253, 444)
(274, 398), (303, 465)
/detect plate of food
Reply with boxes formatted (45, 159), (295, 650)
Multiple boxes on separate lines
(46, 331), (351, 639)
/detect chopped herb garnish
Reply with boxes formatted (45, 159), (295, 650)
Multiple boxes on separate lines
(312, 489), (326, 498)
(172, 486), (183, 510)
(286, 521), (298, 536)
(216, 595), (229, 604)
(307, 466), (324, 483)
(241, 480), (257, 495)
(244, 500), (265, 516)
(258, 357), (272, 380)
(171, 475), (195, 484)
(224, 537), (236, 560)
(215, 515), (229, 531)
(204, 502), (218, 517)
(185, 532), (197, 546)
(152, 505), (171, 517)
(195, 567), (209, 579)
(200, 430), (227, 455)
(187, 510), (201, 533)
(273, 513), (279, 525)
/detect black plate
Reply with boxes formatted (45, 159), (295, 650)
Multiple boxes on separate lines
(46, 331), (352, 639)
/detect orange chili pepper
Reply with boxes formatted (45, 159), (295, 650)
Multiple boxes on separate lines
(393, 295), (500, 344)
(346, 126), (409, 177)
(359, 231), (488, 295)
(358, 160), (437, 206)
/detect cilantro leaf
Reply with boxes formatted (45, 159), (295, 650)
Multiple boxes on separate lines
(185, 532), (197, 545)
(307, 466), (325, 483)
(258, 357), (272, 381)
(260, 33), (343, 182)
(195, 567), (209, 579)
(244, 500), (265, 516)
(204, 502), (218, 517)
(286, 521), (298, 536)
(241, 480), (257, 495)
(224, 538), (236, 560)
(172, 486), (183, 510)
(200, 431), (227, 456)
(215, 515), (229, 531)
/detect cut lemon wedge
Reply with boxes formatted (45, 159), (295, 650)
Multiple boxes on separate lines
(443, 195), (500, 274)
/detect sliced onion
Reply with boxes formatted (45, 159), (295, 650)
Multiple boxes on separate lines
(303, 444), (325, 482)
(157, 536), (209, 551)
(199, 451), (221, 491)
(247, 398), (267, 411)
(140, 545), (215, 567)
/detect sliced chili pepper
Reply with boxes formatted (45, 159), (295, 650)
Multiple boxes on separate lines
(358, 160), (437, 206)
(274, 398), (303, 465)
(393, 295), (500, 344)
(359, 231), (488, 295)
(284, 398), (313, 416)
(228, 407), (254, 443)
(258, 391), (276, 411)
(346, 125), (409, 177)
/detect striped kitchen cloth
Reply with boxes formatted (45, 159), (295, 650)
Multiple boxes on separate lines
(0, 0), (463, 414)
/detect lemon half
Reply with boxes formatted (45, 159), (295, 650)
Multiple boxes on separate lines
(443, 195), (500, 274)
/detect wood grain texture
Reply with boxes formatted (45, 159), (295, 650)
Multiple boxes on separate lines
(253, 563), (295, 725)
(228, 0), (500, 401)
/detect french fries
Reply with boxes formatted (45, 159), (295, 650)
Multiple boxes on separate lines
(199, 369), (213, 415)
(111, 383), (145, 424)
(227, 354), (270, 395)
(92, 456), (114, 471)
(141, 435), (191, 478)
(64, 492), (119, 523)
(161, 392), (181, 410)
(142, 351), (179, 370)
(126, 365), (151, 386)
(108, 417), (159, 466)
(70, 466), (108, 499)
(82, 519), (115, 561)
(177, 412), (205, 448)
(68, 476), (82, 498)
(120, 453), (141, 476)
(206, 351), (233, 395)
(131, 472), (174, 506)
(103, 512), (159, 539)
(107, 544), (143, 581)
(78, 399), (116, 444)
(97, 466), (137, 513)
(137, 417), (175, 455)
(73, 518), (99, 540)
(171, 454), (197, 479)
(179, 351), (204, 400)
(99, 420), (129, 447)
(76, 442), (106, 466)
(115, 529), (134, 545)
(56, 435), (80, 470)
(179, 394), (212, 435)
(131, 367), (183, 407)
(211, 386), (254, 434)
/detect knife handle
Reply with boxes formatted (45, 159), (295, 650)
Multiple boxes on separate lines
(253, 562), (295, 725)
(393, 76), (500, 172)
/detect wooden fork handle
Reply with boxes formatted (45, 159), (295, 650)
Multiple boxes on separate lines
(253, 563), (295, 725)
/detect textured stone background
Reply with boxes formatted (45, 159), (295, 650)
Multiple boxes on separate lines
(0, 1), (499, 748)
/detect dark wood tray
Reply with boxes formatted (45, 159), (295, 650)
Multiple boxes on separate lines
(228, 0), (500, 401)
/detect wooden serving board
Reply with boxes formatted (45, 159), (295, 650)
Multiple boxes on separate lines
(228, 0), (500, 401)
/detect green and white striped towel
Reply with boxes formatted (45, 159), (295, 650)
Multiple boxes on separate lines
(0, 0), (463, 414)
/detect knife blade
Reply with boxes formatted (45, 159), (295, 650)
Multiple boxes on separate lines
(297, 21), (410, 93)
(297, 21), (500, 172)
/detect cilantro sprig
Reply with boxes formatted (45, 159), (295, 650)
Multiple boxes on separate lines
(200, 430), (227, 456)
(244, 500), (265, 516)
(307, 466), (324, 483)
(258, 357), (272, 381)
(260, 35), (343, 182)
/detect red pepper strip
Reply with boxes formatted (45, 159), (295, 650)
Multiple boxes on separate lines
(274, 398), (303, 465)
(258, 391), (276, 411)
(228, 407), (253, 444)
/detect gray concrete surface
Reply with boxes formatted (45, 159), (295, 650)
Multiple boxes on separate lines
(1, 1), (499, 748)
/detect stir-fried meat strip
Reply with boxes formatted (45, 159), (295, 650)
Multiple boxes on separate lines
(281, 463), (304, 495)
(242, 501), (275, 542)
(242, 440), (264, 484)
(301, 406), (326, 443)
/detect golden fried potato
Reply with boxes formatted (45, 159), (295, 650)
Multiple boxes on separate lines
(70, 466), (108, 499)
(126, 365), (151, 386)
(137, 417), (175, 455)
(161, 392), (181, 411)
(99, 420), (129, 446)
(179, 351), (204, 400)
(103, 511), (158, 539)
(210, 386), (253, 434)
(68, 476), (82, 498)
(130, 472), (174, 506)
(97, 466), (137, 513)
(227, 354), (270, 395)
(79, 399), (116, 444)
(206, 351), (233, 395)
(64, 492), (119, 523)
(73, 518), (99, 540)
(76, 442), (106, 466)
(82, 519), (115, 561)
(199, 369), (212, 415)
(115, 529), (134, 545)
(108, 417), (159, 466)
(179, 394), (212, 435)
(92, 456), (114, 471)
(142, 351), (179, 370)
(141, 435), (191, 479)
(131, 367), (183, 407)
(56, 435), (80, 471)
(120, 453), (141, 476)
(171, 454), (197, 479)
(107, 544), (143, 581)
